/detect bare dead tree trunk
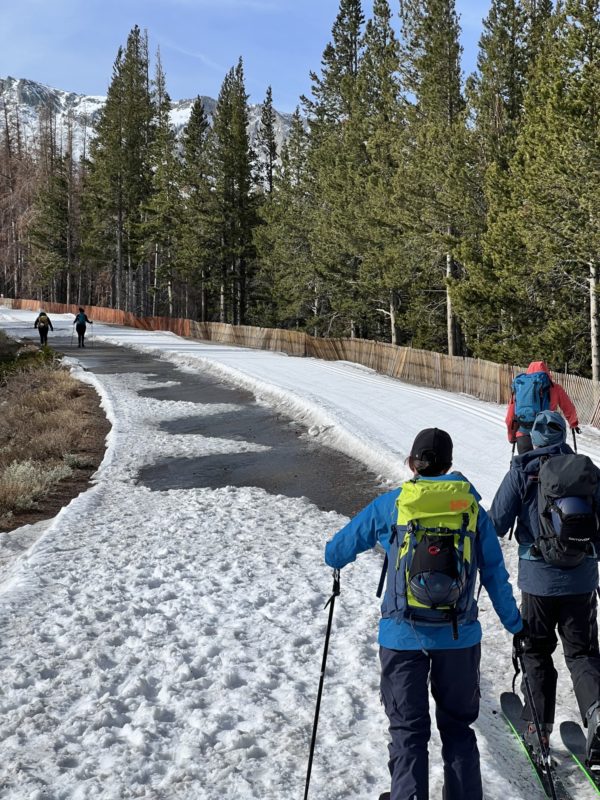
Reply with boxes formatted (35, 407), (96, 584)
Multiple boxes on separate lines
(446, 248), (456, 357)
(590, 261), (599, 383)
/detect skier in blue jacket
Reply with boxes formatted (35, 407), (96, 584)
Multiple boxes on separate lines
(490, 410), (600, 760)
(325, 428), (522, 800)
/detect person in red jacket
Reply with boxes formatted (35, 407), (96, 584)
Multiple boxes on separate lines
(506, 360), (579, 454)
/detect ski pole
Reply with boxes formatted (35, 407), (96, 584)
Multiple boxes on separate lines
(572, 429), (578, 453)
(303, 569), (340, 800)
(506, 443), (516, 539)
(516, 649), (558, 800)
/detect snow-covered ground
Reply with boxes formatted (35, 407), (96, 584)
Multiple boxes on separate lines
(0, 307), (599, 799)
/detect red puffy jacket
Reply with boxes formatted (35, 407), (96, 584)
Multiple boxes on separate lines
(505, 360), (578, 442)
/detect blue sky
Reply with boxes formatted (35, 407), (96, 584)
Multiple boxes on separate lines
(0, 0), (486, 112)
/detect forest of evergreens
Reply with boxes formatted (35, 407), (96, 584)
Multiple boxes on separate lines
(1, 1), (600, 377)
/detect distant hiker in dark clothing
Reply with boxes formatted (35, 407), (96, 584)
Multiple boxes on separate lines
(325, 428), (522, 800)
(73, 307), (92, 348)
(506, 360), (579, 454)
(490, 410), (600, 761)
(34, 310), (53, 345)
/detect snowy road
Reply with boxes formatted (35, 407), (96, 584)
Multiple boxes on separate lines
(0, 307), (599, 799)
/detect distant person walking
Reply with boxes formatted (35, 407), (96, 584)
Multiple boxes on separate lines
(34, 310), (53, 346)
(506, 360), (579, 454)
(73, 307), (93, 348)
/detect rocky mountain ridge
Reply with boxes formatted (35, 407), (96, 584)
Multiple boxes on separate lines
(0, 76), (294, 158)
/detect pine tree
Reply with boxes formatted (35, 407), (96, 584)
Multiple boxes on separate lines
(469, 0), (529, 170)
(29, 155), (69, 294)
(27, 106), (81, 304)
(141, 49), (181, 317)
(303, 0), (368, 337)
(253, 109), (318, 329)
(509, 0), (600, 377)
(179, 96), (219, 321)
(453, 1), (530, 359)
(355, 0), (409, 344)
(304, 0), (365, 126)
(397, 0), (470, 355)
(257, 86), (277, 194)
(83, 25), (154, 310)
(211, 58), (257, 325)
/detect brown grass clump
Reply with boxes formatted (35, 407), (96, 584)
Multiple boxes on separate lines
(0, 356), (109, 526)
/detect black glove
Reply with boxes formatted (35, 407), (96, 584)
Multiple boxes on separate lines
(574, 426), (582, 435)
(512, 619), (530, 657)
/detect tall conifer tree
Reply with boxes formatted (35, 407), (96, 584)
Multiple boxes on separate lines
(254, 109), (318, 329)
(398, 0), (469, 354)
(142, 50), (180, 317)
(506, 1), (600, 377)
(257, 86), (277, 194)
(83, 25), (153, 310)
(179, 97), (218, 321)
(356, 0), (409, 343)
(211, 59), (256, 324)
(304, 0), (367, 337)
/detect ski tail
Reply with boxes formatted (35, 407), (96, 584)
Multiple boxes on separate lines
(500, 692), (573, 800)
(560, 721), (600, 796)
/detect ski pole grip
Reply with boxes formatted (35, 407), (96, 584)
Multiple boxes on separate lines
(325, 569), (340, 609)
(332, 568), (340, 597)
(376, 555), (388, 598)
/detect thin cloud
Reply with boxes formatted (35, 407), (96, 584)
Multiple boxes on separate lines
(158, 38), (227, 74)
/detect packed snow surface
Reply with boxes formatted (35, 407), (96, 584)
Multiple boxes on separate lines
(1, 307), (599, 799)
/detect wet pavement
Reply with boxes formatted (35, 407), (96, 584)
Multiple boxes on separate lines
(50, 335), (384, 517)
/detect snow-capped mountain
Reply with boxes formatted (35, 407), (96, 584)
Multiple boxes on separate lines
(0, 76), (295, 159)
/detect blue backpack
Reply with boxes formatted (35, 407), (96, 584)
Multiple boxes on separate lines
(512, 371), (552, 432)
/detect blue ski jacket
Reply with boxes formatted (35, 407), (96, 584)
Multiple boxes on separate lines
(489, 443), (600, 597)
(325, 472), (522, 651)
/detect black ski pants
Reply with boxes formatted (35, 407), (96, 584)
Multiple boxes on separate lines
(76, 322), (86, 347)
(37, 324), (49, 345)
(380, 644), (482, 800)
(521, 591), (600, 726)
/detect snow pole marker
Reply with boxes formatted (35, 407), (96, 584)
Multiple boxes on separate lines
(303, 569), (340, 800)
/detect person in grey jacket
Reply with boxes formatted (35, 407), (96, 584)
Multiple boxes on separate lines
(490, 410), (600, 760)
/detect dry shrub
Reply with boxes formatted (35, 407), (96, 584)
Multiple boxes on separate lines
(0, 459), (72, 514)
(23, 388), (64, 414)
(0, 361), (104, 516)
